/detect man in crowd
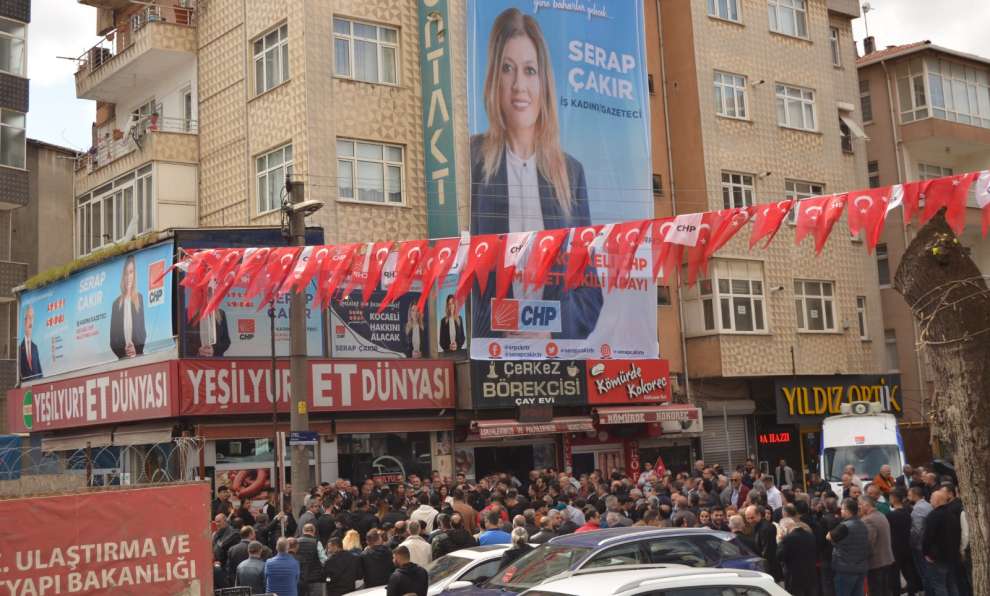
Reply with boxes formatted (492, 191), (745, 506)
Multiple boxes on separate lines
(387, 546), (428, 596)
(324, 537), (362, 596)
(400, 520), (432, 567)
(361, 529), (395, 588)
(828, 498), (869, 596)
(235, 541), (267, 595)
(296, 523), (326, 596)
(858, 496), (894, 596)
(265, 537), (300, 596)
(479, 511), (512, 545)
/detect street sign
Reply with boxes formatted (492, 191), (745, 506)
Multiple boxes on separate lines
(288, 431), (319, 446)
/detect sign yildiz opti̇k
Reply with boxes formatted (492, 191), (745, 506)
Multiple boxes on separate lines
(17, 242), (174, 382)
(467, 0), (656, 361)
(774, 374), (903, 424)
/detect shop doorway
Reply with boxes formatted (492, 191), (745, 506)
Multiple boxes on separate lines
(638, 445), (692, 476)
(474, 445), (533, 480)
(571, 445), (624, 477)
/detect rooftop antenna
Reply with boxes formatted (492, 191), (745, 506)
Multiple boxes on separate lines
(861, 2), (873, 38)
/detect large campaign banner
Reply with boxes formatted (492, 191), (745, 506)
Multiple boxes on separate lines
(468, 0), (656, 360)
(0, 483), (212, 594)
(330, 290), (429, 358)
(17, 243), (174, 382)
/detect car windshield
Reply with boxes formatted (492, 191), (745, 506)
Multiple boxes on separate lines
(823, 445), (899, 481)
(426, 555), (472, 584)
(485, 544), (591, 591)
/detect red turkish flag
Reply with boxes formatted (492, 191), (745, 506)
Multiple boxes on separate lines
(378, 240), (429, 313)
(686, 212), (721, 287)
(358, 241), (393, 304)
(278, 246), (326, 296)
(524, 228), (570, 292)
(604, 220), (648, 291)
(919, 173), (976, 235)
(314, 244), (358, 307)
(749, 200), (793, 249)
(813, 194), (848, 255)
(180, 249), (221, 323)
(654, 455), (667, 479)
(454, 235), (502, 307)
(564, 225), (601, 290)
(497, 232), (534, 299)
(899, 180), (922, 224)
(706, 207), (753, 258)
(793, 196), (830, 248)
(257, 247), (302, 306)
(847, 187), (892, 253)
(195, 249), (244, 322)
(974, 170), (990, 237)
(649, 218), (675, 281)
(234, 247), (273, 291)
(417, 237), (460, 313)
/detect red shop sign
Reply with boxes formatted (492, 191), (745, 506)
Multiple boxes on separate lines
(6, 361), (177, 433)
(586, 359), (671, 405)
(0, 483), (213, 594)
(179, 358), (455, 416)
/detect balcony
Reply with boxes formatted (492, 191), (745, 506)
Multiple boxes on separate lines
(75, 2), (196, 103)
(0, 260), (28, 300)
(75, 114), (198, 192)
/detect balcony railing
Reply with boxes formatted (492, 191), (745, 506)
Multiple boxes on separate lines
(77, 113), (198, 174)
(75, 2), (196, 77)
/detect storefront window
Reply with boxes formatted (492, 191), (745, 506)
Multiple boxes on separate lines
(216, 438), (278, 466)
(337, 432), (432, 484)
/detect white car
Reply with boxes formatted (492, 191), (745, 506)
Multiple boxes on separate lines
(346, 545), (510, 596)
(517, 565), (790, 596)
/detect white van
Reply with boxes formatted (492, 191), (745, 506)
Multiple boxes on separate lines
(820, 401), (906, 495)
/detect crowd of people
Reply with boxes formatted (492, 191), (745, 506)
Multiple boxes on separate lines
(209, 458), (971, 596)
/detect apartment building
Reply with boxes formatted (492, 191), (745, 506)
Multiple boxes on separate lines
(857, 39), (990, 463)
(656, 0), (888, 477)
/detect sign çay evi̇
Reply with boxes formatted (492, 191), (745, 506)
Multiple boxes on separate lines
(774, 374), (902, 424)
(471, 360), (586, 408)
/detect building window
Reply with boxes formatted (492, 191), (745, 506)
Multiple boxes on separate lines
(657, 285), (672, 306)
(856, 296), (868, 340)
(876, 242), (891, 287)
(896, 58), (928, 123)
(256, 144), (293, 214)
(785, 179), (824, 223)
(721, 172), (755, 208)
(0, 108), (25, 169)
(652, 174), (663, 196)
(714, 71), (748, 119)
(253, 24), (289, 95)
(333, 18), (398, 85)
(688, 260), (766, 334)
(917, 162), (953, 180)
(860, 79), (873, 122)
(76, 165), (154, 256)
(795, 280), (836, 332)
(776, 83), (816, 131)
(0, 17), (26, 77)
(768, 0), (808, 39)
(868, 161), (880, 188)
(707, 0), (740, 22)
(336, 139), (404, 204)
(839, 118), (853, 153)
(829, 27), (841, 67)
(927, 57), (990, 128)
(885, 329), (899, 372)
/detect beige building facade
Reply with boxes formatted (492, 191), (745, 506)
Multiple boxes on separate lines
(857, 39), (990, 462)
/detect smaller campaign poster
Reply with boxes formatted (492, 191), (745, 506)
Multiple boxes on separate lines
(330, 290), (429, 358)
(436, 273), (467, 356)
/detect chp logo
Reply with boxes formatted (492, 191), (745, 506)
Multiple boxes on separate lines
(488, 342), (502, 359)
(545, 342), (559, 358)
(147, 259), (166, 306)
(237, 318), (256, 340)
(490, 299), (562, 333)
(600, 344), (613, 359)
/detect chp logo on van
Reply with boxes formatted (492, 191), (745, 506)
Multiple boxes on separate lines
(490, 299), (562, 333)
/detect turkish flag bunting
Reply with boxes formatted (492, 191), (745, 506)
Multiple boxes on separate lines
(524, 228), (570, 292)
(649, 218), (677, 283)
(417, 237), (460, 313)
(847, 187), (892, 253)
(813, 194), (848, 255)
(497, 232), (534, 299)
(974, 170), (990, 237)
(604, 220), (648, 291)
(278, 246), (320, 296)
(793, 196), (830, 248)
(356, 241), (393, 304)
(315, 244), (358, 307)
(257, 247), (302, 306)
(181, 249), (223, 323)
(898, 180), (923, 224)
(749, 200), (793, 249)
(564, 225), (601, 290)
(235, 247), (273, 291)
(454, 234), (502, 308)
(198, 249), (245, 321)
(919, 173), (977, 235)
(686, 212), (721, 287)
(706, 207), (753, 258)
(378, 240), (429, 313)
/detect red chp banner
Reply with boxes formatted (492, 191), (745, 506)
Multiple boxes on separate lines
(586, 359), (671, 404)
(6, 361), (177, 434)
(180, 359), (455, 415)
(0, 483), (212, 595)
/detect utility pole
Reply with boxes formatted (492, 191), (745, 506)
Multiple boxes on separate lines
(285, 177), (314, 516)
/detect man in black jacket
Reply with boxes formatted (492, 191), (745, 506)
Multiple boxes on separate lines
(295, 523), (325, 596)
(886, 488), (922, 596)
(226, 526), (270, 586)
(745, 505), (779, 581)
(433, 513), (478, 559)
(351, 500), (380, 543)
(212, 515), (240, 567)
(530, 513), (558, 544)
(777, 518), (817, 596)
(324, 537), (362, 596)
(923, 490), (962, 596)
(362, 529), (396, 588)
(387, 546), (428, 596)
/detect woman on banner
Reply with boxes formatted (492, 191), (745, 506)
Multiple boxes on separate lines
(404, 303), (427, 358)
(439, 294), (465, 353)
(110, 254), (147, 359)
(470, 7), (601, 340)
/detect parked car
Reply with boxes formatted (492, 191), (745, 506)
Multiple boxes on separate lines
(346, 545), (509, 596)
(518, 565), (789, 596)
(437, 528), (764, 596)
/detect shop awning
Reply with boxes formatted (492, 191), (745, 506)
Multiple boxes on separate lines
(471, 417), (594, 439)
(112, 423), (175, 447)
(594, 405), (701, 425)
(335, 417), (454, 434)
(41, 430), (114, 452)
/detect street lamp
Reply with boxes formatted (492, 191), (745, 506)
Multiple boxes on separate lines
(283, 178), (322, 516)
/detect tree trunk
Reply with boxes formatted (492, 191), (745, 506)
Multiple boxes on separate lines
(893, 211), (990, 594)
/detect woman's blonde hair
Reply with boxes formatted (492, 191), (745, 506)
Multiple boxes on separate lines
(119, 255), (139, 305)
(479, 8), (572, 214)
(342, 529), (361, 551)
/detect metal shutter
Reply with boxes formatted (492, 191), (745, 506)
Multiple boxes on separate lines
(701, 415), (749, 471)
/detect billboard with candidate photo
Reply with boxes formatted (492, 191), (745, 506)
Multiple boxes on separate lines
(467, 0), (656, 360)
(330, 290), (429, 358)
(17, 242), (174, 381)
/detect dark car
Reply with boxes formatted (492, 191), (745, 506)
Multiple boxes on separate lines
(437, 527), (765, 596)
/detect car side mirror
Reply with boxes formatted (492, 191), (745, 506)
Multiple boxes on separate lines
(447, 581), (475, 590)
